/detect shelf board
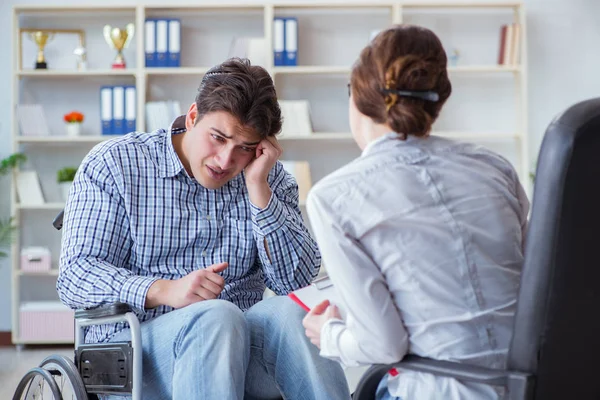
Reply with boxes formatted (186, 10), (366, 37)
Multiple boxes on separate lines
(15, 66), (520, 78)
(402, 1), (522, 8)
(12, 338), (74, 345)
(273, 66), (351, 75)
(280, 132), (354, 140)
(16, 270), (60, 276)
(14, 4), (135, 12)
(17, 136), (111, 144)
(280, 132), (519, 141)
(448, 65), (520, 73)
(145, 67), (211, 75)
(274, 3), (395, 8)
(274, 65), (519, 75)
(435, 131), (520, 140)
(16, 202), (64, 210)
(18, 69), (136, 77)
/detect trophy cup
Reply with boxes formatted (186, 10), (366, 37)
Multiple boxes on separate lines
(30, 31), (53, 69)
(103, 23), (135, 69)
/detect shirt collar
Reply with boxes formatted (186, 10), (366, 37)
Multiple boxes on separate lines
(159, 115), (187, 178)
(361, 132), (446, 161)
(361, 132), (405, 157)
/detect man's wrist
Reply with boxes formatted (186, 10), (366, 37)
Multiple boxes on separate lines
(145, 279), (170, 309)
(247, 179), (272, 209)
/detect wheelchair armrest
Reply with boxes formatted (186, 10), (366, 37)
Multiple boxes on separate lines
(75, 302), (132, 320)
(353, 356), (534, 400)
(394, 355), (510, 385)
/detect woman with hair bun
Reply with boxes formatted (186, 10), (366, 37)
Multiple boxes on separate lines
(302, 25), (529, 400)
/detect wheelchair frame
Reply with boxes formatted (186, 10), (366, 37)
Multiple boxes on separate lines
(12, 209), (143, 400)
(74, 305), (143, 400)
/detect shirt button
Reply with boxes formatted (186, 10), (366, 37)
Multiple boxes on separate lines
(202, 251), (207, 257)
(206, 214), (211, 220)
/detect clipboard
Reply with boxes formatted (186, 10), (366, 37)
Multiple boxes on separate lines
(288, 275), (345, 318)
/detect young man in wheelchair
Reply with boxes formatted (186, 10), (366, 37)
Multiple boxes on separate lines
(57, 58), (351, 400)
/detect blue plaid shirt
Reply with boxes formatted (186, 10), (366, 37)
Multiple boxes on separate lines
(57, 116), (321, 343)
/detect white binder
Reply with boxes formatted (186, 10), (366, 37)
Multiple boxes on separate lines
(125, 86), (136, 133)
(168, 19), (181, 67)
(112, 86), (125, 135)
(284, 18), (298, 66)
(144, 19), (156, 67)
(100, 86), (113, 135)
(273, 18), (285, 66)
(156, 19), (168, 67)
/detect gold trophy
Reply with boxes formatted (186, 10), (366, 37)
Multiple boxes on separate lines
(31, 31), (53, 69)
(103, 23), (135, 69)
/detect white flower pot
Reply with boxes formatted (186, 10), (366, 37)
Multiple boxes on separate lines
(66, 123), (81, 137)
(59, 182), (72, 202)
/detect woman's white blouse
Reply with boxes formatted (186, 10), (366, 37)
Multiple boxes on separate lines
(306, 133), (529, 399)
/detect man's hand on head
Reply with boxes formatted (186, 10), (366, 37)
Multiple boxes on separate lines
(244, 136), (282, 209)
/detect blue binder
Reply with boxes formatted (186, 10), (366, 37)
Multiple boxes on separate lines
(100, 86), (113, 135)
(167, 19), (181, 67)
(273, 18), (285, 66)
(124, 86), (136, 133)
(112, 86), (126, 135)
(145, 19), (156, 67)
(284, 18), (298, 66)
(156, 19), (169, 67)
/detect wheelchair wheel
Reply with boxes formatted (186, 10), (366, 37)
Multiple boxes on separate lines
(39, 355), (88, 400)
(12, 367), (62, 400)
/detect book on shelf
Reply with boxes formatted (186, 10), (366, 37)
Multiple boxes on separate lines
(145, 18), (181, 68)
(229, 37), (267, 67)
(16, 104), (50, 136)
(100, 86), (137, 135)
(278, 100), (313, 137)
(280, 160), (312, 204)
(498, 23), (521, 66)
(273, 17), (298, 66)
(145, 100), (182, 133)
(16, 171), (46, 206)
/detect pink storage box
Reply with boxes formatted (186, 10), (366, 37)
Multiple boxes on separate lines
(19, 302), (75, 342)
(20, 247), (51, 272)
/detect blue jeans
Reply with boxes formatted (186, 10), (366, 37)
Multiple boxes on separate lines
(100, 296), (350, 400)
(375, 374), (402, 400)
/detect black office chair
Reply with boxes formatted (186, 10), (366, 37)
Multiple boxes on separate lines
(353, 97), (600, 400)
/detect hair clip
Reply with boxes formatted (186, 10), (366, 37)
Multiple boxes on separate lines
(380, 88), (440, 103)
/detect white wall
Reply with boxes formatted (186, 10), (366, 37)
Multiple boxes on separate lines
(0, 0), (599, 330)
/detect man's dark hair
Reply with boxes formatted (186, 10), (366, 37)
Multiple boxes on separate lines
(195, 57), (282, 138)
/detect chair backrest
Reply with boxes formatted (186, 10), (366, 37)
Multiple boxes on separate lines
(508, 98), (600, 399)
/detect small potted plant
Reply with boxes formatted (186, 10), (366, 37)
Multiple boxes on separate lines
(57, 167), (78, 202)
(63, 111), (84, 137)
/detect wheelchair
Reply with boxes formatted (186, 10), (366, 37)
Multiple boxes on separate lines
(12, 210), (142, 400)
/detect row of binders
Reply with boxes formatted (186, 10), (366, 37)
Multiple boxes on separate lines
(498, 23), (521, 66)
(273, 17), (298, 66)
(100, 86), (136, 135)
(145, 19), (181, 67)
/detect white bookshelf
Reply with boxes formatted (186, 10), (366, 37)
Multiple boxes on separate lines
(16, 269), (60, 276)
(11, 1), (527, 346)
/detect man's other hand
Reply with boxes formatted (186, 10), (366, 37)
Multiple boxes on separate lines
(145, 262), (228, 309)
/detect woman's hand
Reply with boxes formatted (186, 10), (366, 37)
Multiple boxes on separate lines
(302, 300), (342, 349)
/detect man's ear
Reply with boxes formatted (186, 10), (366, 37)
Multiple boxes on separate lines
(185, 103), (198, 131)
